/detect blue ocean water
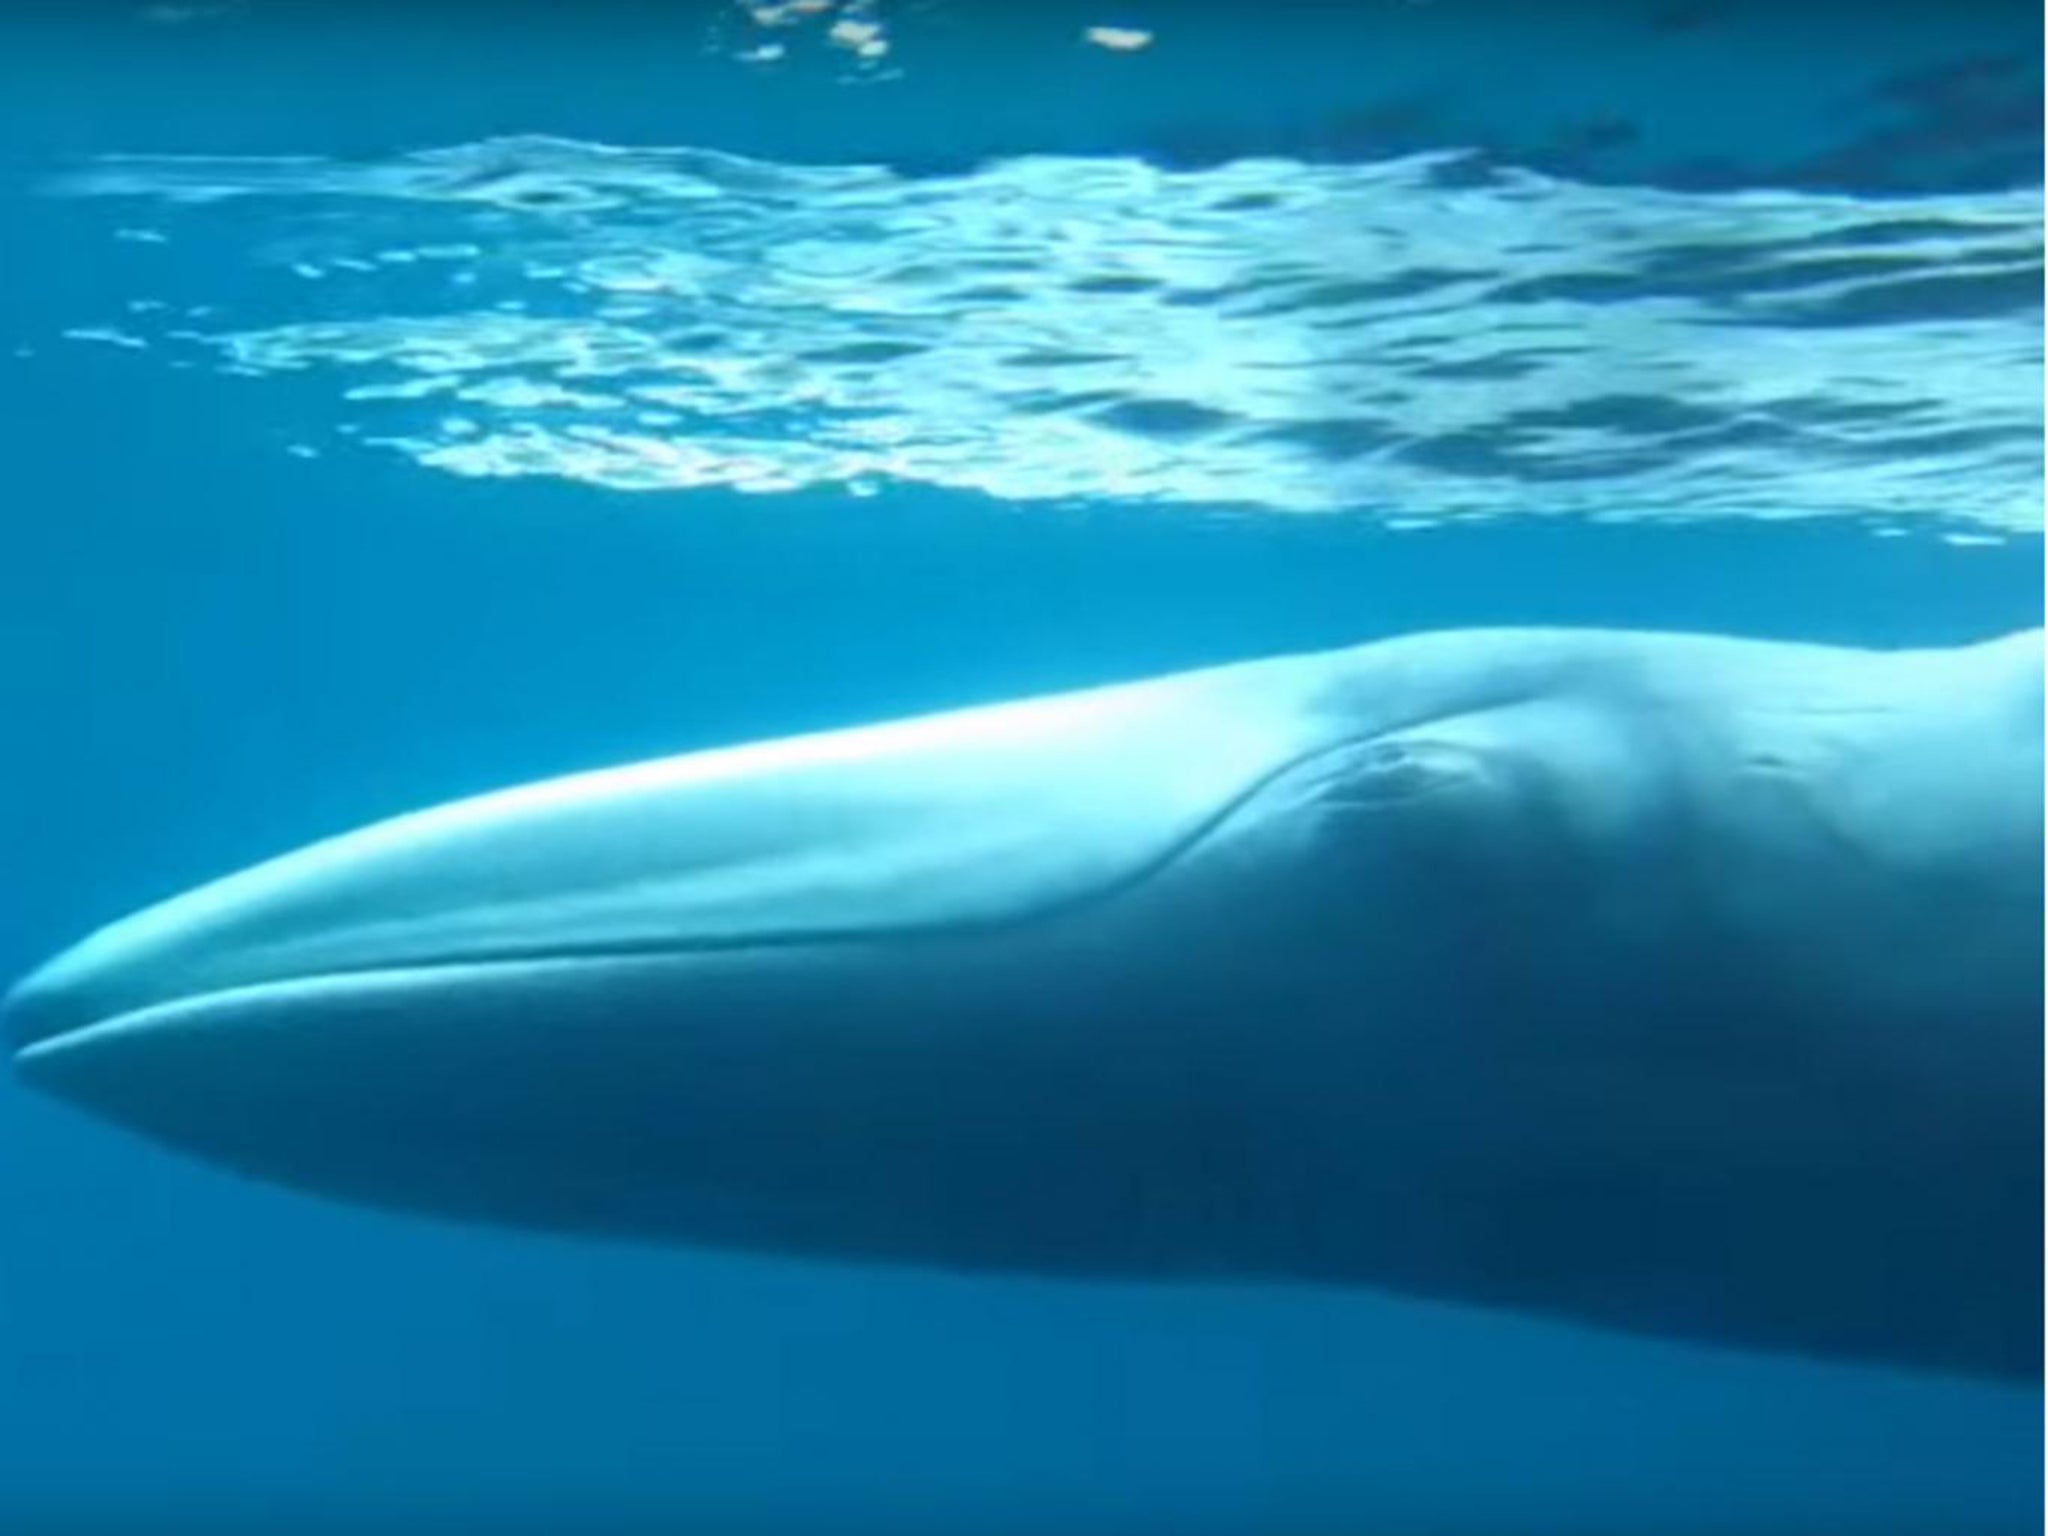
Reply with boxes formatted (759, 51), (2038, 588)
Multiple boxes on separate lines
(1, 3), (2042, 1533)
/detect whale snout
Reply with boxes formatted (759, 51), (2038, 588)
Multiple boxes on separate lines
(0, 681), (1309, 1261)
(5, 935), (135, 1059)
(5, 668), (1301, 1136)
(1, 762), (736, 1067)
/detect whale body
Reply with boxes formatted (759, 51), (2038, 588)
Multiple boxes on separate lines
(7, 627), (2042, 1379)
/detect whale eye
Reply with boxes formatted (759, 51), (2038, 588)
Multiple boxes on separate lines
(1321, 737), (1494, 807)
(1242, 734), (1531, 917)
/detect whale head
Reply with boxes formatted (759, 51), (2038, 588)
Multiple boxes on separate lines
(6, 637), (1558, 1262)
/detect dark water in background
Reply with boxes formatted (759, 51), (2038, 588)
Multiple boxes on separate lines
(0, 2), (2042, 1532)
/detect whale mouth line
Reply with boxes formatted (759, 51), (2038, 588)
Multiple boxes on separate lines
(10, 953), (613, 1067)
(6, 920), (999, 1063)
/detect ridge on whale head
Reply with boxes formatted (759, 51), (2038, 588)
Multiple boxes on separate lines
(7, 625), (2042, 1381)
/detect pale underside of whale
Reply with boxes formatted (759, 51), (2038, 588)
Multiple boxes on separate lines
(7, 626), (2043, 1381)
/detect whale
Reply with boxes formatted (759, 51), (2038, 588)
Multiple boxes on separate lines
(6, 626), (2042, 1379)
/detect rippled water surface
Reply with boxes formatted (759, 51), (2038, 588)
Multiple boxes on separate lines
(49, 135), (2044, 529)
